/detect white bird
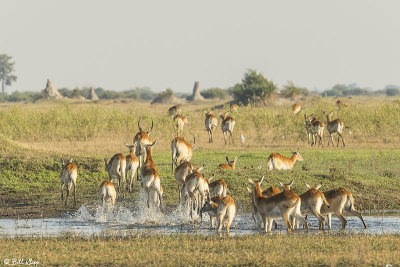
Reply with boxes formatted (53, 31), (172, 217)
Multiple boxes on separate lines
(240, 134), (245, 144)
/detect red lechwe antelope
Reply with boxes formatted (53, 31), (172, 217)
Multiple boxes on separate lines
(204, 111), (218, 143)
(323, 111), (345, 147)
(292, 103), (301, 115)
(200, 195), (236, 235)
(181, 167), (214, 218)
(60, 159), (78, 206)
(218, 156), (237, 170)
(99, 179), (116, 211)
(209, 179), (228, 197)
(125, 144), (139, 192)
(168, 104), (182, 117)
(139, 140), (163, 209)
(267, 150), (304, 170)
(230, 103), (238, 112)
(304, 114), (325, 147)
(133, 118), (153, 179)
(174, 161), (196, 203)
(296, 183), (330, 229)
(104, 153), (126, 193)
(336, 100), (347, 110)
(220, 112), (236, 145)
(247, 177), (308, 232)
(320, 187), (366, 229)
(171, 136), (195, 173)
(173, 114), (188, 136)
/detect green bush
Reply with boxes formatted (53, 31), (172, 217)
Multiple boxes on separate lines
(200, 88), (228, 99)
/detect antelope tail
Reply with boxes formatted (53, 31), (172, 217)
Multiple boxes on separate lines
(321, 194), (330, 209)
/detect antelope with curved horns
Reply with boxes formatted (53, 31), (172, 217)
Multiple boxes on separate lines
(133, 118), (154, 180)
(139, 140), (162, 209)
(267, 149), (303, 170)
(171, 136), (195, 174)
(305, 114), (325, 147)
(174, 161), (196, 203)
(60, 159), (78, 207)
(204, 111), (218, 143)
(168, 104), (182, 117)
(181, 167), (214, 218)
(99, 179), (116, 212)
(292, 103), (301, 115)
(125, 143), (139, 192)
(209, 179), (228, 197)
(200, 195), (236, 235)
(104, 153), (126, 193)
(296, 183), (330, 229)
(247, 176), (306, 232)
(220, 112), (236, 145)
(218, 156), (238, 170)
(173, 114), (188, 136)
(320, 187), (366, 229)
(336, 100), (347, 110)
(323, 111), (345, 147)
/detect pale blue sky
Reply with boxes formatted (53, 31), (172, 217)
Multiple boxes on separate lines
(2, 0), (400, 93)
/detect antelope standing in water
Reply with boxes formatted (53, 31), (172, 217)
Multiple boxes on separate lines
(60, 159), (78, 206)
(320, 187), (366, 229)
(304, 114), (325, 147)
(200, 195), (236, 235)
(133, 119), (153, 179)
(104, 153), (126, 193)
(336, 100), (347, 110)
(218, 156), (238, 170)
(173, 114), (188, 136)
(125, 144), (139, 192)
(323, 111), (345, 147)
(174, 161), (196, 203)
(99, 179), (116, 211)
(204, 111), (218, 143)
(220, 112), (236, 145)
(296, 183), (330, 229)
(171, 136), (195, 173)
(292, 103), (301, 115)
(267, 150), (303, 170)
(168, 104), (182, 116)
(139, 141), (162, 209)
(209, 179), (228, 197)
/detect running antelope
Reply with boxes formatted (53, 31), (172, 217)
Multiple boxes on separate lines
(99, 179), (116, 211)
(173, 114), (188, 136)
(323, 111), (345, 147)
(200, 195), (236, 235)
(218, 156), (237, 170)
(171, 136), (195, 173)
(220, 112), (236, 145)
(168, 104), (182, 116)
(320, 187), (366, 229)
(296, 183), (330, 229)
(305, 114), (325, 147)
(125, 144), (139, 192)
(267, 150), (303, 170)
(181, 168), (214, 218)
(247, 177), (307, 232)
(139, 141), (162, 209)
(174, 161), (196, 203)
(209, 179), (228, 197)
(204, 111), (218, 143)
(104, 153), (126, 193)
(336, 100), (347, 110)
(133, 118), (153, 179)
(60, 159), (78, 207)
(292, 103), (301, 115)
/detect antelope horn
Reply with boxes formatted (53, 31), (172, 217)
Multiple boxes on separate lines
(138, 118), (143, 132)
(147, 120), (154, 135)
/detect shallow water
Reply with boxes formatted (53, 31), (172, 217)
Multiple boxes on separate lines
(1, 192), (399, 238)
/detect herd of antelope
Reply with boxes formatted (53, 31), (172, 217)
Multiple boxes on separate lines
(60, 100), (367, 235)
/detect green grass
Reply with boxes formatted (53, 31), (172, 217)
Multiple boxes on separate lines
(1, 234), (399, 266)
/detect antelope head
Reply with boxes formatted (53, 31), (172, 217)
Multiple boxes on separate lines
(279, 180), (294, 191)
(291, 149), (303, 161)
(305, 183), (322, 190)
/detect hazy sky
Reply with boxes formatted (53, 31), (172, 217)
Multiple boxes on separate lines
(2, 0), (400, 93)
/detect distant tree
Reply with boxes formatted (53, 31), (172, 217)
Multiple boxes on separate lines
(0, 54), (17, 94)
(281, 81), (310, 98)
(151, 88), (174, 104)
(232, 69), (276, 105)
(200, 88), (228, 99)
